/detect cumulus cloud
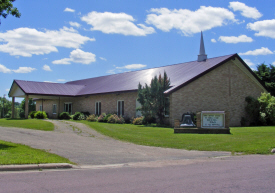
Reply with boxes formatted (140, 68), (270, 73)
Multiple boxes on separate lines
(145, 6), (236, 36)
(42, 65), (52, 71)
(5, 89), (10, 92)
(218, 35), (253, 43)
(0, 64), (12, 73)
(57, 79), (66, 82)
(247, 19), (275, 39)
(64, 8), (75, 13)
(239, 47), (273, 56)
(211, 39), (217, 43)
(0, 27), (95, 57)
(229, 2), (262, 19)
(243, 59), (254, 66)
(272, 62), (275, 66)
(116, 64), (147, 69)
(81, 11), (155, 36)
(52, 49), (96, 65)
(99, 57), (107, 61)
(69, 21), (81, 28)
(106, 69), (115, 74)
(13, 67), (36, 73)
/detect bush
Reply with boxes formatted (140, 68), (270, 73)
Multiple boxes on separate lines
(78, 114), (86, 120)
(103, 114), (112, 122)
(97, 113), (106, 122)
(142, 115), (156, 125)
(86, 114), (98, 122)
(19, 109), (25, 118)
(59, 112), (71, 120)
(124, 116), (131, 124)
(133, 116), (144, 125)
(34, 111), (47, 119)
(73, 112), (82, 120)
(107, 114), (125, 124)
(81, 111), (90, 119)
(29, 111), (37, 119)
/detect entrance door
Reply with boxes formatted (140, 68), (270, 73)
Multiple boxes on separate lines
(64, 103), (72, 114)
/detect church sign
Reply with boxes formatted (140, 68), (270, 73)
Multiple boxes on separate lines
(201, 111), (225, 129)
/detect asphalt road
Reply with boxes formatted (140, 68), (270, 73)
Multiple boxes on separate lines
(0, 120), (230, 165)
(0, 155), (274, 193)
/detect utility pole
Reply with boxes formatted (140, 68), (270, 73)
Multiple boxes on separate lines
(3, 94), (5, 118)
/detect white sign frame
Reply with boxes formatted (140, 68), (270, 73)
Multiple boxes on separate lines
(201, 111), (225, 129)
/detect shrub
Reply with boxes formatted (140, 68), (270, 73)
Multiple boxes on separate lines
(142, 115), (156, 125)
(73, 112), (82, 120)
(107, 114), (125, 124)
(29, 111), (37, 119)
(97, 113), (106, 122)
(34, 111), (47, 119)
(124, 116), (131, 124)
(59, 112), (71, 120)
(81, 111), (90, 119)
(103, 114), (112, 122)
(87, 114), (98, 122)
(133, 116), (144, 125)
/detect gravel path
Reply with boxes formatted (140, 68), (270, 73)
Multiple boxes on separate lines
(0, 120), (231, 165)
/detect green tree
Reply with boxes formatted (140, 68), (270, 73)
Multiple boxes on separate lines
(0, 0), (21, 24)
(254, 63), (275, 96)
(137, 71), (170, 124)
(0, 96), (12, 118)
(19, 98), (36, 118)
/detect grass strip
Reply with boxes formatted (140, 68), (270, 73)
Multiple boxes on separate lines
(79, 121), (275, 154)
(0, 140), (73, 165)
(0, 118), (54, 131)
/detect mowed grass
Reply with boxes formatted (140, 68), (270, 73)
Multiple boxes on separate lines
(80, 121), (275, 154)
(0, 140), (72, 165)
(0, 118), (54, 131)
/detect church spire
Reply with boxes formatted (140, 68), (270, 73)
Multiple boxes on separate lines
(198, 31), (207, 62)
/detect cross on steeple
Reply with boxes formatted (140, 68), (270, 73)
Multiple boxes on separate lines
(198, 31), (207, 62)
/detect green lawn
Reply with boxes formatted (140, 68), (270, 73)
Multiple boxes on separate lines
(0, 140), (73, 165)
(80, 121), (275, 154)
(0, 118), (54, 131)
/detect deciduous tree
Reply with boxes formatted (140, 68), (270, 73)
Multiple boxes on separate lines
(0, 0), (21, 24)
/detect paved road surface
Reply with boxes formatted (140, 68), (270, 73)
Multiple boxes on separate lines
(0, 120), (230, 165)
(0, 155), (274, 193)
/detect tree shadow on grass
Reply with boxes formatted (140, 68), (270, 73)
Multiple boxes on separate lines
(0, 143), (15, 150)
(5, 118), (27, 121)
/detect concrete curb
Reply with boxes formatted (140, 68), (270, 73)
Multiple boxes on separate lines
(0, 163), (74, 171)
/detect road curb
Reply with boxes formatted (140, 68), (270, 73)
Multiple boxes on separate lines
(0, 163), (74, 171)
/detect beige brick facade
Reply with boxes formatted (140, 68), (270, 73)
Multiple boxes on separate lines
(36, 58), (265, 127)
(169, 59), (265, 126)
(36, 91), (138, 119)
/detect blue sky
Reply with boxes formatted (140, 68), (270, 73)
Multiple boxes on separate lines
(1, 0), (275, 102)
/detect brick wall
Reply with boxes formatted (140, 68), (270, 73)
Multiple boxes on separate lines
(169, 59), (265, 126)
(36, 91), (138, 119)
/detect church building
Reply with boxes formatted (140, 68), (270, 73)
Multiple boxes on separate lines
(8, 33), (267, 126)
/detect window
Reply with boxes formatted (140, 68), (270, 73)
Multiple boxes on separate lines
(117, 100), (124, 116)
(64, 103), (72, 114)
(95, 102), (101, 115)
(39, 105), (43, 111)
(53, 104), (57, 114)
(164, 97), (169, 117)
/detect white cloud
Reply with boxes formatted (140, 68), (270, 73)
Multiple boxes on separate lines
(64, 8), (75, 13)
(42, 65), (52, 71)
(211, 39), (216, 43)
(100, 57), (107, 61)
(218, 35), (253, 43)
(69, 21), (81, 28)
(145, 6), (236, 36)
(57, 79), (66, 82)
(44, 81), (55, 83)
(81, 11), (155, 36)
(106, 69), (115, 74)
(0, 27), (95, 57)
(243, 59), (254, 66)
(52, 49), (96, 65)
(0, 64), (12, 73)
(247, 19), (275, 39)
(229, 2), (262, 19)
(272, 62), (275, 66)
(13, 67), (36, 73)
(239, 47), (273, 56)
(5, 89), (10, 92)
(116, 64), (147, 69)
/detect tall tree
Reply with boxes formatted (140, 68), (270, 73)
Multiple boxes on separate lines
(137, 71), (170, 124)
(19, 98), (36, 118)
(254, 63), (275, 96)
(0, 0), (21, 24)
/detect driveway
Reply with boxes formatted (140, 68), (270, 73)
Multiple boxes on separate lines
(0, 120), (231, 165)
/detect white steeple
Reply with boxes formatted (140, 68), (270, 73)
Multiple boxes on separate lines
(198, 31), (207, 62)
